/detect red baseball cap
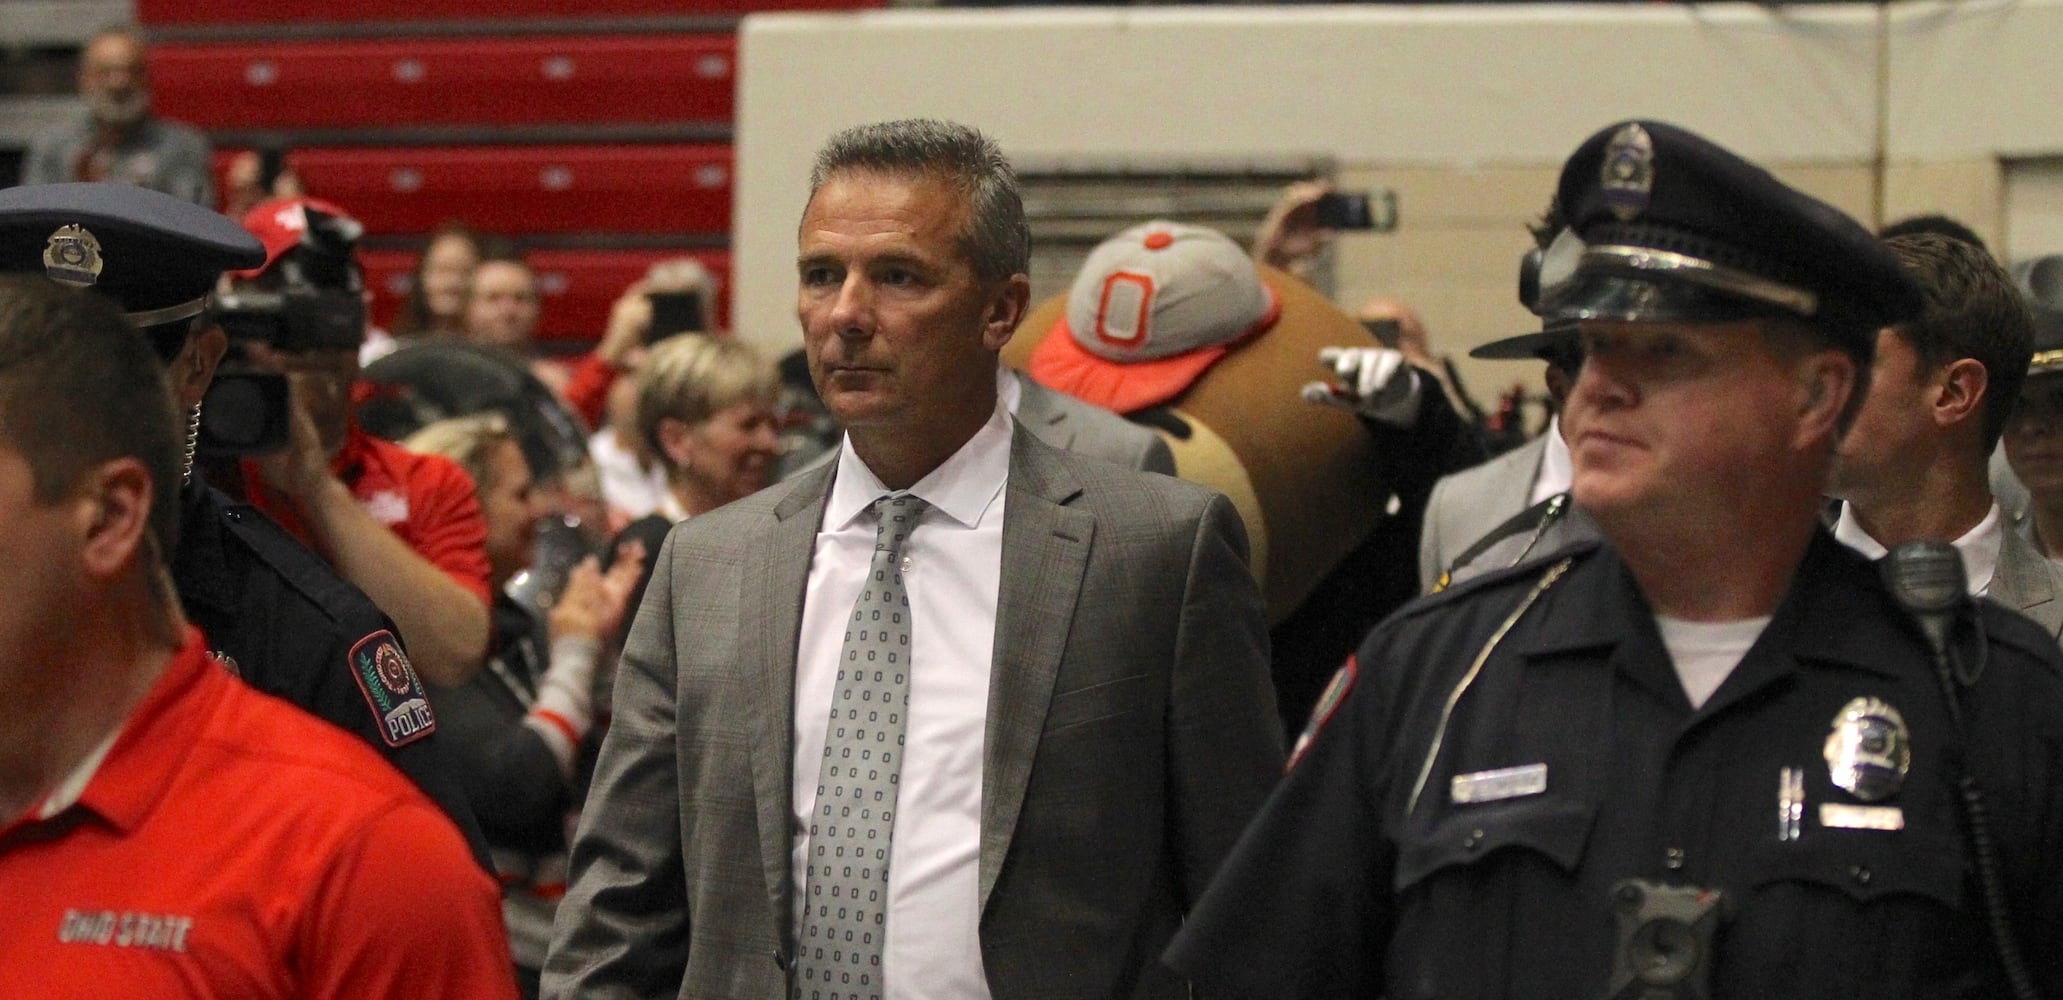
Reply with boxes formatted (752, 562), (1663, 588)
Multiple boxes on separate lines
(1028, 220), (1279, 414)
(231, 196), (361, 281)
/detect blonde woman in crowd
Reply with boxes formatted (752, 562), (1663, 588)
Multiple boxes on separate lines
(610, 333), (783, 612)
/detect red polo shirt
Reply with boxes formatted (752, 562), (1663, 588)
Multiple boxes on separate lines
(243, 421), (493, 606)
(0, 628), (518, 999)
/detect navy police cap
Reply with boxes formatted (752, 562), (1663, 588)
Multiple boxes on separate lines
(0, 182), (264, 328)
(1469, 322), (1577, 363)
(1537, 120), (1923, 351)
(2011, 255), (2063, 375)
(1470, 240), (1572, 362)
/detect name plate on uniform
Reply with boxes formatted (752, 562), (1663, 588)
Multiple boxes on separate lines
(1819, 803), (1904, 831)
(1450, 763), (1548, 804)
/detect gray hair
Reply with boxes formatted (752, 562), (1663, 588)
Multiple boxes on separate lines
(807, 119), (1030, 282)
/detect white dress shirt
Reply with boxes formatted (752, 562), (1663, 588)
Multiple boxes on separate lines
(1530, 415), (1574, 506)
(790, 401), (1011, 1000)
(1833, 500), (2003, 596)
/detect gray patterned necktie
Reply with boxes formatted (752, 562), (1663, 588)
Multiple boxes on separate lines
(795, 492), (929, 1000)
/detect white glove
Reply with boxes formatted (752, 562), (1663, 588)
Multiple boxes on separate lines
(1300, 346), (1422, 428)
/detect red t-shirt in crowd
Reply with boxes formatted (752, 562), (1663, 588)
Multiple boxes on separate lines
(561, 351), (617, 431)
(242, 420), (493, 607)
(0, 627), (519, 999)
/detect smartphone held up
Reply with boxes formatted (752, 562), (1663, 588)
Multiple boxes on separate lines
(1314, 189), (1399, 232)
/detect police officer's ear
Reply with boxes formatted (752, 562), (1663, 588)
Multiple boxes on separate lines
(76, 457), (155, 581)
(166, 324), (228, 410)
(1795, 352), (1856, 446)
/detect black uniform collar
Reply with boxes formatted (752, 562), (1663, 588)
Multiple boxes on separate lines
(1513, 530), (1905, 713)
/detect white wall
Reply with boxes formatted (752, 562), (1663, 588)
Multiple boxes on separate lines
(732, 1), (2063, 388)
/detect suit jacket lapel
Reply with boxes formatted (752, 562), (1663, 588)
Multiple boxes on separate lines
(1993, 524), (2063, 636)
(980, 425), (1093, 913)
(745, 461), (835, 939)
(1016, 379), (1080, 452)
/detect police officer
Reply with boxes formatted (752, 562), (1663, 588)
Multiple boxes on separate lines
(0, 182), (488, 865)
(1166, 121), (2063, 999)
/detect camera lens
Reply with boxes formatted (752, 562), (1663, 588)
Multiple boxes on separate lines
(1629, 918), (1701, 986)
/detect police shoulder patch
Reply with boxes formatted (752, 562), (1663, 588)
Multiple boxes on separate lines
(348, 630), (436, 748)
(1288, 655), (1358, 771)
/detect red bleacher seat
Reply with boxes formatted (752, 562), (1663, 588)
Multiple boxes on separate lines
(138, 0), (881, 27)
(151, 35), (736, 132)
(280, 144), (731, 236)
(363, 247), (734, 346)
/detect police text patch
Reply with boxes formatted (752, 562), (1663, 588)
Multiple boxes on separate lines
(348, 630), (435, 747)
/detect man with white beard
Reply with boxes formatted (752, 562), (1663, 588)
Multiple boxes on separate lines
(21, 26), (213, 207)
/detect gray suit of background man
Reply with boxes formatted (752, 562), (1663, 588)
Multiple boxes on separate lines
(1417, 432), (1551, 590)
(544, 118), (1282, 999)
(1008, 365), (1175, 475)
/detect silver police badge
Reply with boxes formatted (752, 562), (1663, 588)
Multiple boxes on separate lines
(42, 224), (103, 288)
(1823, 696), (1910, 802)
(1601, 123), (1655, 222)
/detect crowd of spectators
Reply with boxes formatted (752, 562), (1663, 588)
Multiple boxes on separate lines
(11, 24), (2063, 1000)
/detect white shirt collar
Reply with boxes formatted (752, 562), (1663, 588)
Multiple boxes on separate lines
(997, 363), (1024, 416)
(826, 400), (1013, 532)
(1531, 415), (1574, 505)
(1832, 500), (2003, 596)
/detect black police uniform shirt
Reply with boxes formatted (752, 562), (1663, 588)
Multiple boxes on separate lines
(1167, 532), (2063, 1000)
(171, 473), (491, 867)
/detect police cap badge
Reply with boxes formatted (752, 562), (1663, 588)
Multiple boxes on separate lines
(0, 183), (262, 330)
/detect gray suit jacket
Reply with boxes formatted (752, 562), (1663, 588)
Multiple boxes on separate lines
(22, 114), (215, 206)
(543, 423), (1282, 999)
(1013, 373), (1176, 476)
(1418, 434), (1548, 593)
(1990, 519), (2063, 639)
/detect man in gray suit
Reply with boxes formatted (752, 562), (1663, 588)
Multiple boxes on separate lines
(1829, 231), (2063, 635)
(1416, 331), (1581, 592)
(1005, 365), (1174, 475)
(542, 118), (1283, 999)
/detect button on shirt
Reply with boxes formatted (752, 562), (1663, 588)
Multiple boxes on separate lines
(790, 402), (1011, 999)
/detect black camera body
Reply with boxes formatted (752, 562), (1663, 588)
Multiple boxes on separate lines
(196, 370), (291, 458)
(212, 285), (367, 355)
(1607, 879), (1727, 1000)
(196, 285), (365, 457)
